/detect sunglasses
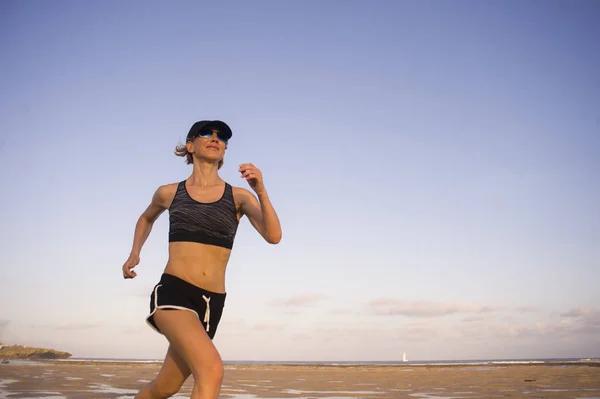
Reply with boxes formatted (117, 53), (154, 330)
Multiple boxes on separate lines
(195, 129), (229, 143)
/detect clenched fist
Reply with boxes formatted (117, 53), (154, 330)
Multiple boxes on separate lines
(239, 163), (265, 194)
(122, 253), (140, 279)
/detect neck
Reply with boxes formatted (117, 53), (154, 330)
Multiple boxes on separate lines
(189, 160), (221, 188)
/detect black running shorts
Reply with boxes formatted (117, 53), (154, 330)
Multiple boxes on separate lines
(146, 273), (226, 340)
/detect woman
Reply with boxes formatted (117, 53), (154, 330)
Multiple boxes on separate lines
(122, 120), (282, 399)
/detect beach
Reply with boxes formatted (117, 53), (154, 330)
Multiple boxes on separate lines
(1, 360), (599, 398)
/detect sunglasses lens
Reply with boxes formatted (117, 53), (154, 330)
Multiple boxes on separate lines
(197, 130), (228, 143)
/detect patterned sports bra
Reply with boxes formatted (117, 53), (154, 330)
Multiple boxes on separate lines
(168, 181), (239, 249)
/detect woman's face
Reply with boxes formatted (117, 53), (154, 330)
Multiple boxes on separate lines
(187, 129), (228, 163)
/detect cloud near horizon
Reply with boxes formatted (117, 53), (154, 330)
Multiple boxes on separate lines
(560, 307), (600, 318)
(559, 307), (600, 335)
(219, 303), (600, 345)
(269, 294), (329, 307)
(516, 306), (540, 313)
(308, 306), (600, 344)
(366, 300), (600, 337)
(33, 323), (101, 331)
(367, 298), (503, 317)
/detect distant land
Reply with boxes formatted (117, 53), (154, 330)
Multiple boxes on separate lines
(0, 343), (72, 360)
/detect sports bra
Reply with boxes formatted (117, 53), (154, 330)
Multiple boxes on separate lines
(168, 181), (239, 249)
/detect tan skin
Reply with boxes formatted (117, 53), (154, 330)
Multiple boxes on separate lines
(122, 131), (282, 399)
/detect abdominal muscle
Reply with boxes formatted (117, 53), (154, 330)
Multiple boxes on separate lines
(164, 242), (232, 293)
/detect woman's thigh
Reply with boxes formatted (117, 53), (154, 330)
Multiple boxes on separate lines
(152, 309), (222, 376)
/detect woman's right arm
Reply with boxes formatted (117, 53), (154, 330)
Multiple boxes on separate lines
(122, 184), (174, 279)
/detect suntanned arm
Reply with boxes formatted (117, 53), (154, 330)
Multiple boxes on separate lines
(123, 184), (174, 279)
(239, 188), (282, 244)
(130, 185), (173, 255)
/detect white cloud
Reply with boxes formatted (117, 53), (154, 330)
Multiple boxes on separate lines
(462, 315), (487, 323)
(457, 309), (600, 341)
(269, 294), (329, 307)
(560, 307), (599, 318)
(53, 323), (101, 330)
(560, 307), (600, 335)
(367, 298), (502, 317)
(516, 306), (540, 313)
(30, 323), (101, 331)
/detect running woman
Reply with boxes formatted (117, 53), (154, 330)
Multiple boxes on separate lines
(122, 120), (282, 399)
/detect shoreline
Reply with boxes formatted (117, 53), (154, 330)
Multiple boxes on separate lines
(31, 358), (600, 368)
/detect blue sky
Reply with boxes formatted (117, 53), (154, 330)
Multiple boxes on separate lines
(1, 0), (599, 361)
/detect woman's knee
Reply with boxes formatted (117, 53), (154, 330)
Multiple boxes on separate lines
(210, 358), (224, 381)
(192, 356), (224, 385)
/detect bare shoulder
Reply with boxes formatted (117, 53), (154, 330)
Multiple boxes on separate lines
(231, 186), (261, 220)
(232, 186), (256, 203)
(140, 182), (180, 221)
(157, 182), (180, 194)
(153, 182), (180, 208)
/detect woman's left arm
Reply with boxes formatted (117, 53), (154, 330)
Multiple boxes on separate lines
(238, 163), (282, 244)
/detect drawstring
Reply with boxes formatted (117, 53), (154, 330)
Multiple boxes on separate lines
(202, 295), (211, 332)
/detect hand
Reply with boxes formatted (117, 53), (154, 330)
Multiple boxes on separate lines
(239, 163), (265, 194)
(122, 253), (140, 279)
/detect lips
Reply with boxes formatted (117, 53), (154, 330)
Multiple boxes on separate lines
(206, 145), (219, 150)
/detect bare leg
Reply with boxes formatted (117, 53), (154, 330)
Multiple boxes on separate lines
(152, 309), (224, 399)
(135, 344), (191, 399)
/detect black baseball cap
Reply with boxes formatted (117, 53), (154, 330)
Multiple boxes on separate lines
(186, 120), (233, 142)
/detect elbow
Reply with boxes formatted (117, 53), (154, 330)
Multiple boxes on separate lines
(138, 215), (152, 227)
(266, 231), (282, 245)
(139, 211), (158, 226)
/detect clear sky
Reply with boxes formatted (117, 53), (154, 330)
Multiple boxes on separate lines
(1, 0), (599, 362)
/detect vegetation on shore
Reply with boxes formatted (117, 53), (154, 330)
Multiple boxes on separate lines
(0, 342), (72, 360)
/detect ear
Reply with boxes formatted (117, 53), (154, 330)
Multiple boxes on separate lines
(185, 140), (194, 153)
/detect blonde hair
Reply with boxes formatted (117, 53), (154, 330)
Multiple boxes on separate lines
(174, 142), (224, 169)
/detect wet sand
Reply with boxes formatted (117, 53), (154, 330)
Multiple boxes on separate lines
(1, 360), (599, 398)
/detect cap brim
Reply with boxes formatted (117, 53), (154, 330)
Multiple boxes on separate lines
(205, 120), (232, 139)
(187, 120), (233, 141)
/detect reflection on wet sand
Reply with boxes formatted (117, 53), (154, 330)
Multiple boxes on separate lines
(0, 360), (599, 398)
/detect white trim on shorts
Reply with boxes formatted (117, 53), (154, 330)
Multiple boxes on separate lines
(145, 284), (200, 334)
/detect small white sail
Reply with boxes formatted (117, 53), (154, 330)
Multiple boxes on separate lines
(402, 352), (407, 362)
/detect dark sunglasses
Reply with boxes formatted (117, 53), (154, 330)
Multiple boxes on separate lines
(195, 129), (229, 143)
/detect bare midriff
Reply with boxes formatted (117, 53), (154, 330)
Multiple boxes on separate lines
(164, 241), (232, 294)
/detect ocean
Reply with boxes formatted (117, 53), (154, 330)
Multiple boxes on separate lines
(64, 356), (599, 366)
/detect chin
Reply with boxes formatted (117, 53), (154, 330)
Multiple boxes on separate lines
(195, 153), (222, 164)
(205, 156), (223, 164)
